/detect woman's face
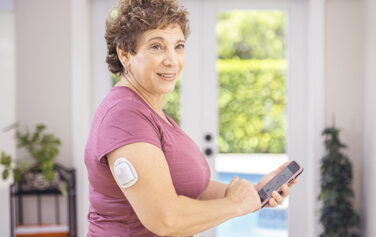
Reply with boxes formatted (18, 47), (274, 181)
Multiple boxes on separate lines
(127, 24), (186, 96)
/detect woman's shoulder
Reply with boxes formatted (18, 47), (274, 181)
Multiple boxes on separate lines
(100, 86), (152, 117)
(88, 87), (157, 135)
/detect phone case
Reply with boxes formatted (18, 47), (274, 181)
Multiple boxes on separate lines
(258, 160), (303, 208)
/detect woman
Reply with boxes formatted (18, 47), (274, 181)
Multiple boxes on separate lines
(84, 0), (298, 236)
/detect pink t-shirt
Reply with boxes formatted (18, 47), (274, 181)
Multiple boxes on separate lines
(84, 86), (210, 237)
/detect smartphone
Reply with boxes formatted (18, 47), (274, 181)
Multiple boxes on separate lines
(258, 160), (303, 208)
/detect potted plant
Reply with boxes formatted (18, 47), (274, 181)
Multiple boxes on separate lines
(318, 125), (361, 237)
(1, 124), (69, 195)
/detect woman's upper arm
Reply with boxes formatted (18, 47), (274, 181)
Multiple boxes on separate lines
(107, 142), (177, 235)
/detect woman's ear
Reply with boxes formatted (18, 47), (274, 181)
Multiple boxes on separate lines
(116, 45), (130, 67)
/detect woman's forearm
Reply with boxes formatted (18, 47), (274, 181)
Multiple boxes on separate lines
(198, 180), (228, 200)
(164, 195), (239, 236)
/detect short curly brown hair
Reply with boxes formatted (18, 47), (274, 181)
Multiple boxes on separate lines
(105, 0), (190, 75)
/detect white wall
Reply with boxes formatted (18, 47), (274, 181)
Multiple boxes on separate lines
(13, 0), (72, 231)
(0, 0), (14, 10)
(363, 0), (376, 235)
(91, 0), (114, 111)
(325, 0), (364, 218)
(0, 8), (15, 237)
(15, 0), (72, 167)
(325, 0), (376, 236)
(71, 0), (91, 235)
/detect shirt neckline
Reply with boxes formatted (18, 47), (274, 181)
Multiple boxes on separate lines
(112, 86), (178, 129)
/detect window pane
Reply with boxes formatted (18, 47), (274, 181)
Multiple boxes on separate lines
(217, 10), (287, 154)
(216, 10), (288, 237)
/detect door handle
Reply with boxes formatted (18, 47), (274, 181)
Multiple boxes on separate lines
(204, 133), (212, 142)
(204, 148), (213, 156)
(203, 133), (214, 157)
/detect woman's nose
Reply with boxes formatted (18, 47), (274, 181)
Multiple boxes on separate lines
(163, 50), (179, 66)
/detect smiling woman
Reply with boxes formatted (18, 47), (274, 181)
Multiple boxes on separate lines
(116, 25), (186, 99)
(84, 0), (295, 237)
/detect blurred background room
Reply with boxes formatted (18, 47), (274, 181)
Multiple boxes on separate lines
(0, 0), (375, 236)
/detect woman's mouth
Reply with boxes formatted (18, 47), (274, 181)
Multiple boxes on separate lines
(157, 73), (177, 81)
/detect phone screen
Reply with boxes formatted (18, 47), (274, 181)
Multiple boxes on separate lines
(258, 161), (301, 204)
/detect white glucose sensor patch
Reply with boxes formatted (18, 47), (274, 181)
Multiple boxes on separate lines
(114, 157), (138, 189)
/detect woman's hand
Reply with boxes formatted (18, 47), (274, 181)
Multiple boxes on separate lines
(256, 162), (299, 208)
(224, 176), (261, 216)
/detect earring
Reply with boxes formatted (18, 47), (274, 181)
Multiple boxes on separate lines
(122, 59), (128, 74)
(125, 63), (131, 75)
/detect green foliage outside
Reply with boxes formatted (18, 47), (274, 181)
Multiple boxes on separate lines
(318, 126), (361, 237)
(111, 73), (120, 87)
(163, 78), (181, 124)
(216, 11), (286, 60)
(217, 59), (286, 153)
(216, 11), (286, 153)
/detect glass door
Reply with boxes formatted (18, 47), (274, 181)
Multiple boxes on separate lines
(214, 10), (289, 237)
(179, 0), (308, 236)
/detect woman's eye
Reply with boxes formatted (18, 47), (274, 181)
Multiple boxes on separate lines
(151, 44), (162, 50)
(176, 44), (185, 49)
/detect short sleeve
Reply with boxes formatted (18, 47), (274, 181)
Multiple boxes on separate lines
(95, 100), (162, 164)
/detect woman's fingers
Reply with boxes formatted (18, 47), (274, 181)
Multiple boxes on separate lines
(268, 198), (278, 207)
(266, 179), (298, 208)
(280, 184), (290, 198)
(229, 176), (239, 186)
(267, 184), (289, 207)
(272, 190), (284, 204)
(287, 178), (298, 188)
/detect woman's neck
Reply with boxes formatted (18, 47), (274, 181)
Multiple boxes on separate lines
(115, 75), (164, 116)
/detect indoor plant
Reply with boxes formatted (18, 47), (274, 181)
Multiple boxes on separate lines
(1, 124), (68, 194)
(318, 125), (361, 237)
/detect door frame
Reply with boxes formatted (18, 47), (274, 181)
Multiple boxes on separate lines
(180, 0), (324, 236)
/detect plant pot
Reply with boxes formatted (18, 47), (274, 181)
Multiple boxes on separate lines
(24, 169), (60, 190)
